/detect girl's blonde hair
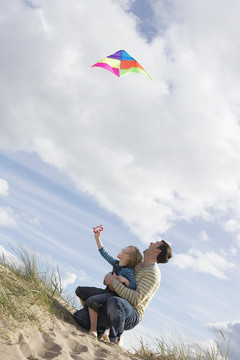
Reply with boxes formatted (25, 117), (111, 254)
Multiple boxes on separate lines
(127, 246), (142, 267)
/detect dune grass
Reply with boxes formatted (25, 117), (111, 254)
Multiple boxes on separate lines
(0, 244), (69, 327)
(131, 332), (230, 360)
(0, 244), (230, 359)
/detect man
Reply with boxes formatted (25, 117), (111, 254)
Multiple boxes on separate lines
(73, 240), (172, 344)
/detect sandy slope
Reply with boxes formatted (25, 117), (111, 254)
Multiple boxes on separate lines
(0, 300), (134, 360)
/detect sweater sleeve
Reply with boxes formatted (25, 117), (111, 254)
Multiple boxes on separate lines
(111, 265), (160, 307)
(99, 247), (118, 266)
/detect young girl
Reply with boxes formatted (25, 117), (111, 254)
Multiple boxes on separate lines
(84, 229), (142, 339)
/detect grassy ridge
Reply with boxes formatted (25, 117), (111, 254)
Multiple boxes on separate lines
(132, 334), (230, 360)
(0, 244), (67, 327)
(0, 245), (230, 359)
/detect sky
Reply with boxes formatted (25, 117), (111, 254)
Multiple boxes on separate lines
(0, 0), (240, 357)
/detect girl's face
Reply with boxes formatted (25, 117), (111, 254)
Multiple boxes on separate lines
(117, 247), (131, 264)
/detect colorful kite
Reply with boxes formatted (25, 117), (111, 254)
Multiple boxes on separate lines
(91, 50), (151, 79)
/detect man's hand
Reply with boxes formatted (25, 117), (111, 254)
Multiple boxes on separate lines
(104, 273), (117, 290)
(116, 275), (130, 287)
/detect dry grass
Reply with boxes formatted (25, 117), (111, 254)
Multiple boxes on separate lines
(131, 334), (230, 360)
(0, 244), (74, 329)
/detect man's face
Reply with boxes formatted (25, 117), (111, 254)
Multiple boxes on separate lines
(144, 241), (163, 255)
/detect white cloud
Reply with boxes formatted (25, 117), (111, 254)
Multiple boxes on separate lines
(21, 213), (42, 227)
(31, 137), (67, 170)
(237, 234), (240, 248)
(0, 179), (9, 196)
(0, 207), (17, 227)
(222, 219), (240, 233)
(199, 230), (211, 242)
(28, 216), (42, 227)
(1, 0), (240, 243)
(61, 269), (88, 288)
(221, 246), (238, 257)
(0, 245), (20, 265)
(172, 248), (236, 279)
(61, 272), (77, 288)
(77, 269), (88, 282)
(221, 219), (240, 248)
(207, 320), (240, 360)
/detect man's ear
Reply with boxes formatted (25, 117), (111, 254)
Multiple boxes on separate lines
(155, 248), (161, 255)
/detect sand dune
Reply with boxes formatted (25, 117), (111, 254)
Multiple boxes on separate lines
(0, 302), (134, 360)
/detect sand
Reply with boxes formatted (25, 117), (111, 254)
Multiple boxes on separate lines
(0, 301), (134, 360)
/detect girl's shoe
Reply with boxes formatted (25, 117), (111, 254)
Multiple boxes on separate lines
(98, 330), (109, 342)
(89, 331), (98, 339)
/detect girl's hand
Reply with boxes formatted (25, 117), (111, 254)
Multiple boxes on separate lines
(94, 230), (101, 241)
(116, 275), (130, 287)
(94, 229), (103, 250)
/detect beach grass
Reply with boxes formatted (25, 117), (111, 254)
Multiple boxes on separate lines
(0, 244), (71, 328)
(131, 333), (230, 360)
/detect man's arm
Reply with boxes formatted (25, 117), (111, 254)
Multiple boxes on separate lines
(105, 266), (160, 307)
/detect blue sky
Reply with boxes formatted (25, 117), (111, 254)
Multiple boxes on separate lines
(1, 0), (240, 356)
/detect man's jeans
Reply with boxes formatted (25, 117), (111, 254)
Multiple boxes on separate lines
(107, 296), (139, 342)
(73, 286), (139, 343)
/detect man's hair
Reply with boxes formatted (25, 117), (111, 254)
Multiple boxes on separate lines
(157, 240), (172, 264)
(127, 246), (143, 267)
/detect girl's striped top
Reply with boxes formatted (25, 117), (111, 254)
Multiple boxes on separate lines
(111, 262), (161, 320)
(99, 247), (136, 290)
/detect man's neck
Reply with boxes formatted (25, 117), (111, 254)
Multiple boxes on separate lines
(142, 255), (157, 266)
